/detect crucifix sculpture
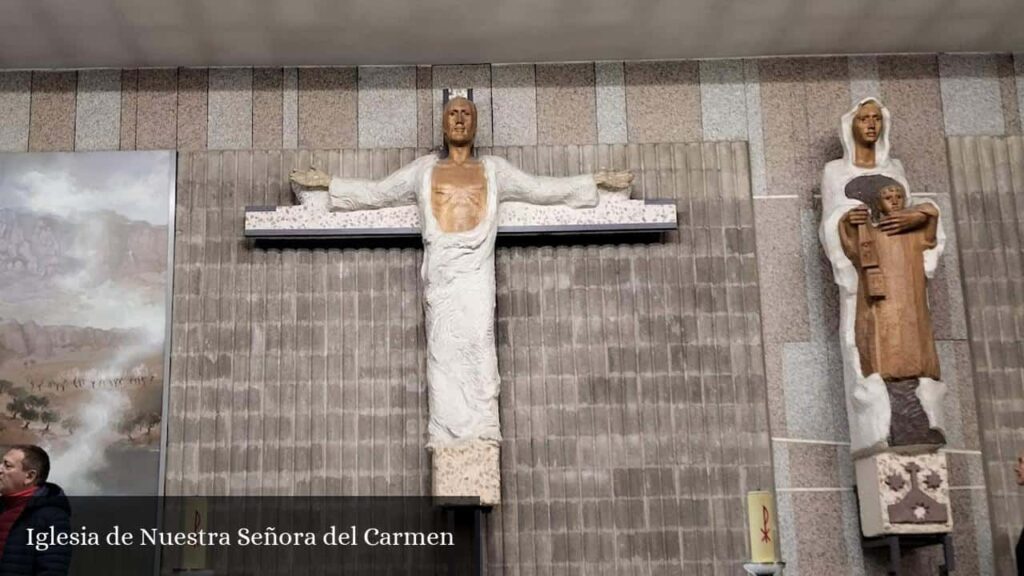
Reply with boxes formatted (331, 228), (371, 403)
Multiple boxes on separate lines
(276, 91), (671, 505)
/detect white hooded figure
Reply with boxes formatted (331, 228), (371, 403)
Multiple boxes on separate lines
(818, 97), (947, 456)
(290, 96), (633, 457)
(326, 153), (601, 449)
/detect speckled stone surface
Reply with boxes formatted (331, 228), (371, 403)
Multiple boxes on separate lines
(938, 54), (1004, 136)
(74, 69), (120, 151)
(119, 69), (138, 150)
(743, 60), (767, 196)
(856, 451), (952, 536)
(624, 61), (701, 143)
(790, 490), (851, 574)
(357, 66), (417, 148)
(782, 340), (847, 442)
(996, 54), (1021, 135)
(1016, 53), (1024, 133)
(775, 491), (798, 575)
(0, 71), (31, 152)
(879, 55), (950, 195)
(699, 59), (747, 141)
(595, 62), (627, 144)
(246, 196), (676, 235)
(944, 489), (993, 576)
(755, 58), (813, 197)
(298, 67), (357, 149)
(208, 67), (253, 150)
(754, 197), (810, 343)
(937, 341), (981, 453)
(840, 491), (871, 574)
(772, 441), (844, 489)
(848, 56), (880, 105)
(936, 341), (967, 449)
(491, 64), (537, 146)
(253, 67), (283, 149)
(176, 68), (207, 151)
(949, 341), (980, 450)
(803, 58), (851, 194)
(416, 66), (433, 148)
(536, 63), (596, 145)
(967, 489), (995, 575)
(432, 64), (492, 147)
(944, 450), (984, 488)
(763, 341), (788, 436)
(283, 67), (298, 149)
(28, 71), (76, 152)
(432, 441), (500, 506)
(136, 68), (177, 150)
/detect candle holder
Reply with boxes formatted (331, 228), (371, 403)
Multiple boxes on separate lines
(742, 562), (785, 575)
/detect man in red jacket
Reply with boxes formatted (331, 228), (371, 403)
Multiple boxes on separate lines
(0, 445), (70, 576)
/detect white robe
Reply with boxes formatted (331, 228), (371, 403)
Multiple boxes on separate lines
(818, 98), (946, 455)
(328, 154), (599, 448)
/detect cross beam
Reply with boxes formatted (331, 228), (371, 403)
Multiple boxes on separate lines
(244, 199), (677, 239)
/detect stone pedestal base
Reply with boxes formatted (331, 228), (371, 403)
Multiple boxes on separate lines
(855, 451), (951, 537)
(431, 441), (500, 506)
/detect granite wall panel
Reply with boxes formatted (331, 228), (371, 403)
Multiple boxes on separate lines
(535, 64), (596, 145)
(253, 67), (283, 149)
(28, 71), (76, 152)
(297, 67), (357, 149)
(0, 71), (31, 152)
(136, 68), (177, 150)
(176, 68), (208, 150)
(74, 69), (121, 151)
(624, 61), (701, 143)
(209, 67), (253, 150)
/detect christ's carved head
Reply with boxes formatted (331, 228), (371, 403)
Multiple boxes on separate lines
(442, 97), (477, 148)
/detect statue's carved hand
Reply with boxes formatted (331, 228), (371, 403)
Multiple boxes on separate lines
(879, 208), (927, 235)
(844, 207), (870, 226)
(289, 167), (331, 190)
(594, 170), (633, 192)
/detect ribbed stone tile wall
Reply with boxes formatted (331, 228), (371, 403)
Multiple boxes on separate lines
(168, 143), (773, 574)
(948, 135), (1024, 576)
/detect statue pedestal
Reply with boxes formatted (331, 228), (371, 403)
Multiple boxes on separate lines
(856, 451), (951, 537)
(432, 440), (501, 506)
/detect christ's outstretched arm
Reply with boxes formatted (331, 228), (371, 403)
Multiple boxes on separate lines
(492, 157), (633, 207)
(289, 155), (433, 212)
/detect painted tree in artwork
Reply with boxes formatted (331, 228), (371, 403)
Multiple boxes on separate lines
(62, 416), (79, 435)
(0, 380), (14, 397)
(40, 410), (58, 433)
(118, 415), (136, 441)
(11, 394), (50, 429)
(20, 407), (38, 429)
(7, 396), (27, 421)
(142, 412), (161, 436)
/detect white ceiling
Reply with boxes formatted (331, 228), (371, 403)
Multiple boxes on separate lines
(2, 0), (1023, 69)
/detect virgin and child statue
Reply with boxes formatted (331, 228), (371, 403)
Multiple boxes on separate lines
(819, 98), (948, 454)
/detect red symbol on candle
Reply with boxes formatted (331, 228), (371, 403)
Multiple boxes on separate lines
(760, 506), (772, 544)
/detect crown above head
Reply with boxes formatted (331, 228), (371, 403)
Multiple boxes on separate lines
(442, 88), (474, 104)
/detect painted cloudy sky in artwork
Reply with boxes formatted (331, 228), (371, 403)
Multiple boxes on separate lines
(0, 151), (174, 333)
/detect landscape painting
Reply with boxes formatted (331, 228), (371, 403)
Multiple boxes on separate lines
(0, 151), (174, 495)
